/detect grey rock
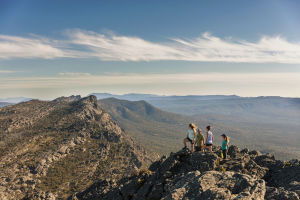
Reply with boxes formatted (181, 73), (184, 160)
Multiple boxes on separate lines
(265, 186), (300, 200)
(158, 155), (179, 174)
(228, 145), (241, 156)
(244, 160), (269, 179)
(190, 152), (218, 172)
(173, 149), (189, 157)
(268, 163), (300, 189)
(249, 150), (262, 156)
(132, 172), (158, 200)
(161, 171), (265, 200)
(241, 148), (249, 154)
(146, 181), (164, 200)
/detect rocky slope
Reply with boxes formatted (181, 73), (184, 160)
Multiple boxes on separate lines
(72, 145), (300, 200)
(0, 95), (155, 200)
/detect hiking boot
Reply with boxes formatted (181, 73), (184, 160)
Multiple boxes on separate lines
(182, 146), (187, 149)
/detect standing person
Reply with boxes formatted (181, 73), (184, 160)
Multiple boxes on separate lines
(195, 129), (204, 152)
(183, 123), (197, 153)
(201, 125), (214, 153)
(221, 134), (229, 159)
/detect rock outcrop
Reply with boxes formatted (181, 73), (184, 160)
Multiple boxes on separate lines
(53, 95), (81, 102)
(71, 146), (300, 200)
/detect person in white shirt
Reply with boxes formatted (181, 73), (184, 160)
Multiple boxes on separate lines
(182, 123), (197, 153)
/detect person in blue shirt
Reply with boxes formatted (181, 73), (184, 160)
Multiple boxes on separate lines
(221, 134), (229, 159)
(201, 125), (214, 153)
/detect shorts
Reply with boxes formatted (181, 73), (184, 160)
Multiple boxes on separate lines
(186, 137), (194, 144)
(206, 143), (212, 146)
(195, 146), (202, 152)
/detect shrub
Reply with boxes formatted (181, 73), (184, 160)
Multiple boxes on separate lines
(285, 162), (292, 166)
(131, 168), (152, 178)
(138, 168), (151, 175)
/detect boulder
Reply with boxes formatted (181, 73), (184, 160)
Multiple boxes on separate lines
(190, 152), (218, 172)
(228, 145), (241, 156)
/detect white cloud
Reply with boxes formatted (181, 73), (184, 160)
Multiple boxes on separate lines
(64, 29), (183, 61)
(58, 72), (91, 76)
(1, 30), (300, 63)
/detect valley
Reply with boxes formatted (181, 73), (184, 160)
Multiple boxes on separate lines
(98, 96), (300, 161)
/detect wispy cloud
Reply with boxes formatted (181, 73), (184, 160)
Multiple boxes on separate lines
(58, 72), (91, 76)
(0, 35), (72, 59)
(1, 73), (299, 89)
(0, 70), (21, 73)
(65, 30), (300, 63)
(1, 30), (300, 63)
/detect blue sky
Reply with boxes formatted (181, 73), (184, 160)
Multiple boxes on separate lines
(0, 0), (300, 99)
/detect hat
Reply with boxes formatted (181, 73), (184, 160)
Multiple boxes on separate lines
(221, 134), (227, 137)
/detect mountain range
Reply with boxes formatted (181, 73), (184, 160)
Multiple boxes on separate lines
(91, 93), (243, 101)
(0, 95), (154, 200)
(1, 94), (300, 199)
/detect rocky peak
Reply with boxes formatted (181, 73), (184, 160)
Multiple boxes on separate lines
(53, 95), (81, 102)
(73, 145), (300, 200)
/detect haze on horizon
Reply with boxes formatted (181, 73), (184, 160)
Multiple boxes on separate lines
(1, 0), (300, 99)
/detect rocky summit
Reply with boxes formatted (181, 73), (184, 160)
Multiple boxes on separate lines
(0, 95), (155, 200)
(72, 146), (300, 200)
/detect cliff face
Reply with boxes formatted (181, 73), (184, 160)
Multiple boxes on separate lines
(75, 145), (300, 200)
(0, 95), (154, 200)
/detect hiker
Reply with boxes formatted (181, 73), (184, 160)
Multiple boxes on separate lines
(195, 129), (204, 152)
(221, 134), (229, 159)
(201, 125), (213, 153)
(183, 123), (197, 153)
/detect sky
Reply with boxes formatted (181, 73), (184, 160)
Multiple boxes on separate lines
(0, 0), (300, 99)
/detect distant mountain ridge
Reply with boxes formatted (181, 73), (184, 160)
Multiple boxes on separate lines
(2, 93), (299, 104)
(0, 102), (14, 108)
(91, 93), (243, 101)
(0, 97), (33, 103)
